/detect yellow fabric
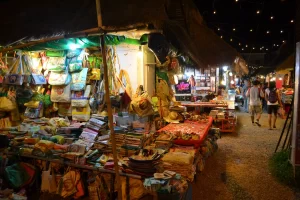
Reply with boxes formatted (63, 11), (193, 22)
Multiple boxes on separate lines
(161, 152), (194, 165)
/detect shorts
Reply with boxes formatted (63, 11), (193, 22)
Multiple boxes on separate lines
(249, 105), (262, 116)
(267, 105), (279, 115)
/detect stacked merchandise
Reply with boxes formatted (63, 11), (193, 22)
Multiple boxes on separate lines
(281, 89), (293, 104)
(160, 149), (196, 181)
(123, 149), (161, 177)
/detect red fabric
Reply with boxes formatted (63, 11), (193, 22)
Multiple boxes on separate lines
(157, 117), (213, 148)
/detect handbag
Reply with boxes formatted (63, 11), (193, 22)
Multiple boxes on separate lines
(71, 68), (88, 91)
(48, 71), (71, 85)
(46, 57), (66, 71)
(51, 84), (71, 102)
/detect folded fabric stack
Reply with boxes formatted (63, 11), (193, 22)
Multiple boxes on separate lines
(161, 151), (196, 181)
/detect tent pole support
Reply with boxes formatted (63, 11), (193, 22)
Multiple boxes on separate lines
(100, 34), (122, 200)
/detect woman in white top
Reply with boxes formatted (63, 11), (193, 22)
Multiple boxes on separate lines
(265, 81), (282, 130)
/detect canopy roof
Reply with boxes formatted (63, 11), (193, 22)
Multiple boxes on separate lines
(276, 53), (295, 71)
(0, 0), (244, 70)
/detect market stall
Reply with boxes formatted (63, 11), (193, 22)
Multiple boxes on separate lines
(0, 28), (224, 200)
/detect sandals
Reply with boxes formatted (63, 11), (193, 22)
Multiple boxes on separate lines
(255, 121), (261, 127)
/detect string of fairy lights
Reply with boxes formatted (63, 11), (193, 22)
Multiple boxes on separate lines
(207, 0), (294, 53)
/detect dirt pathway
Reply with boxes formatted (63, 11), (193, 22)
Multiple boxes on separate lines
(192, 112), (295, 200)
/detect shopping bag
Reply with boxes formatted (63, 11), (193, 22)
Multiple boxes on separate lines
(71, 68), (88, 91)
(46, 57), (66, 71)
(51, 84), (71, 102)
(48, 71), (71, 85)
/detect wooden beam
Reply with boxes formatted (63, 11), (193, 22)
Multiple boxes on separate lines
(100, 33), (122, 200)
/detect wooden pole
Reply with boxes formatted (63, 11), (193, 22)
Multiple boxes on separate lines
(95, 0), (103, 27)
(100, 34), (123, 200)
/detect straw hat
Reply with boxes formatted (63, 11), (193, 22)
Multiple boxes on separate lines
(163, 111), (184, 123)
(99, 111), (108, 117)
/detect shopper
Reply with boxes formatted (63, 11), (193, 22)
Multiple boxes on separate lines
(262, 83), (268, 112)
(242, 80), (250, 112)
(246, 80), (264, 126)
(265, 81), (282, 130)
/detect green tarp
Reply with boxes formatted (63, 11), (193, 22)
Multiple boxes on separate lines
(22, 35), (144, 51)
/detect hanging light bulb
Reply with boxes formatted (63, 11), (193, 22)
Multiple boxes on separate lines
(256, 10), (260, 14)
(220, 35), (223, 38)
(213, 10), (217, 14)
(266, 31), (270, 34)
(242, 48), (244, 51)
(250, 29), (253, 32)
(246, 45), (248, 47)
(218, 28), (221, 31)
(280, 30), (283, 33)
(291, 19), (294, 23)
(239, 43), (241, 46)
(230, 38), (233, 42)
(270, 16), (274, 20)
(233, 28), (236, 31)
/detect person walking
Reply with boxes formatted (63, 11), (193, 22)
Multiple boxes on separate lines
(242, 80), (250, 112)
(246, 80), (264, 126)
(265, 81), (282, 130)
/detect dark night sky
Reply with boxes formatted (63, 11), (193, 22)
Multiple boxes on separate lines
(193, 0), (296, 54)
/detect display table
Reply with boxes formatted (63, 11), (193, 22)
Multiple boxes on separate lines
(181, 102), (228, 108)
(157, 117), (213, 148)
(213, 108), (237, 133)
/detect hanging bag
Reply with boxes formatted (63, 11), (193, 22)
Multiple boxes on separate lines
(71, 68), (88, 91)
(46, 57), (66, 72)
(4, 51), (24, 85)
(48, 70), (71, 85)
(51, 84), (71, 102)
(71, 85), (91, 107)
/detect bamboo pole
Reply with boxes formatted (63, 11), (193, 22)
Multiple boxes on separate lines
(100, 34), (122, 200)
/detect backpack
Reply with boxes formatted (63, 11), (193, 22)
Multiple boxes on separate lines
(268, 89), (278, 103)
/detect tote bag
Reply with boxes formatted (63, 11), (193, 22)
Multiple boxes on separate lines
(71, 85), (91, 107)
(51, 84), (71, 102)
(71, 68), (88, 91)
(46, 57), (66, 72)
(4, 52), (24, 85)
(48, 71), (71, 85)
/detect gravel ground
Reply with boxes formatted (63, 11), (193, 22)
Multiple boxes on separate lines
(192, 111), (295, 200)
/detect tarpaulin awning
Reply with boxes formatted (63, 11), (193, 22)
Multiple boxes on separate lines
(21, 35), (143, 51)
